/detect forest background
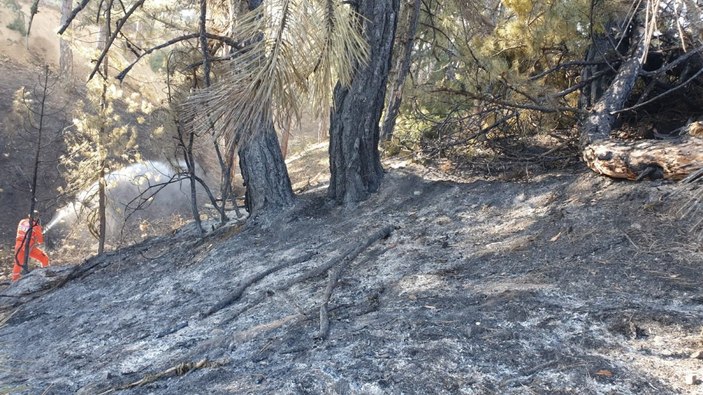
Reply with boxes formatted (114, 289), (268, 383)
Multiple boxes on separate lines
(3, 0), (703, 261)
(1, 1), (703, 393)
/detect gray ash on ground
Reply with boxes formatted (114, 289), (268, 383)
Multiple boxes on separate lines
(1, 166), (702, 394)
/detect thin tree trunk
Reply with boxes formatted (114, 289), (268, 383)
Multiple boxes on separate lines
(187, 130), (204, 236)
(97, 1), (112, 254)
(381, 0), (420, 141)
(214, 140), (238, 221)
(97, 161), (106, 253)
(59, 0), (73, 79)
(328, 0), (400, 205)
(21, 66), (50, 271)
(179, 0), (211, 235)
(199, 0), (211, 87)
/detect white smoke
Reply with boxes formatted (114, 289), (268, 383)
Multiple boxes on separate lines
(46, 160), (209, 249)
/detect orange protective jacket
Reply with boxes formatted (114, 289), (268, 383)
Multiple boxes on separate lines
(15, 218), (44, 250)
(13, 218), (49, 281)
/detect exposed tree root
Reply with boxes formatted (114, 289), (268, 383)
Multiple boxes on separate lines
(583, 137), (703, 180)
(0, 307), (19, 330)
(292, 225), (393, 287)
(95, 358), (227, 395)
(313, 225), (394, 339)
(315, 265), (343, 340)
(202, 250), (317, 318)
(219, 225), (394, 326)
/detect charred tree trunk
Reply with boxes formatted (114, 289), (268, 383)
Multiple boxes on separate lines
(238, 119), (295, 216)
(235, 0), (295, 216)
(21, 66), (50, 271)
(580, 23), (648, 148)
(381, 0), (420, 141)
(580, 2), (703, 181)
(186, 130), (204, 236)
(97, 4), (111, 254)
(328, 0), (400, 205)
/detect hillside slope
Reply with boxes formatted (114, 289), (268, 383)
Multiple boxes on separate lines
(1, 161), (702, 394)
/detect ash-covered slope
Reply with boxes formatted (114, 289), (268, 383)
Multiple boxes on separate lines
(1, 167), (702, 394)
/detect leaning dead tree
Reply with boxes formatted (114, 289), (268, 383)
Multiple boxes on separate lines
(580, 0), (703, 180)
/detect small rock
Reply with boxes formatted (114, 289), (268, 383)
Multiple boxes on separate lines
(413, 190), (422, 196)
(685, 373), (698, 385)
(691, 350), (703, 360)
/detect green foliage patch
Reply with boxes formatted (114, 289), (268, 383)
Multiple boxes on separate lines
(4, 0), (26, 36)
(148, 50), (166, 73)
(2, 0), (21, 11)
(7, 15), (26, 35)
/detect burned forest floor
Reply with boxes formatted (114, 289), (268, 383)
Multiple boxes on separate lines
(1, 151), (703, 395)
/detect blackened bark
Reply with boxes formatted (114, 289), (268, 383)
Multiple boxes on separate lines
(235, 0), (295, 217)
(328, 0), (400, 205)
(579, 19), (632, 111)
(21, 66), (50, 271)
(97, 4), (111, 254)
(238, 119), (294, 216)
(579, 44), (607, 110)
(186, 130), (204, 236)
(381, 0), (420, 141)
(580, 23), (648, 148)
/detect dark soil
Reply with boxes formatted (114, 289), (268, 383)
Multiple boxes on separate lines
(1, 161), (702, 394)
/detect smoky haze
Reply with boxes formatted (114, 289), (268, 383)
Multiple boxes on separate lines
(45, 160), (212, 251)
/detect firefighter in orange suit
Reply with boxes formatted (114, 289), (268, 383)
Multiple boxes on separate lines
(12, 216), (49, 282)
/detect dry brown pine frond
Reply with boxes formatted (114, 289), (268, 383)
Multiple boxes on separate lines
(183, 0), (368, 153)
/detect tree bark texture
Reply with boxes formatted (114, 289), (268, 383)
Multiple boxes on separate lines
(328, 0), (400, 205)
(21, 66), (50, 271)
(238, 119), (295, 215)
(97, 7), (110, 254)
(232, 0), (294, 216)
(578, 3), (703, 182)
(583, 137), (703, 181)
(580, 24), (648, 148)
(381, 0), (420, 141)
(59, 0), (73, 78)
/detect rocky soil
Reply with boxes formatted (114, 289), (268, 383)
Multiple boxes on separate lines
(1, 159), (702, 394)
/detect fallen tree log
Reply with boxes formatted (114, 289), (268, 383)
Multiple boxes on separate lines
(582, 137), (703, 180)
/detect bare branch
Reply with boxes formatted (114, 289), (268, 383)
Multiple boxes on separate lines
(88, 0), (146, 81)
(57, 0), (92, 35)
(613, 66), (703, 114)
(432, 87), (584, 114)
(529, 60), (607, 81)
(116, 33), (241, 82)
